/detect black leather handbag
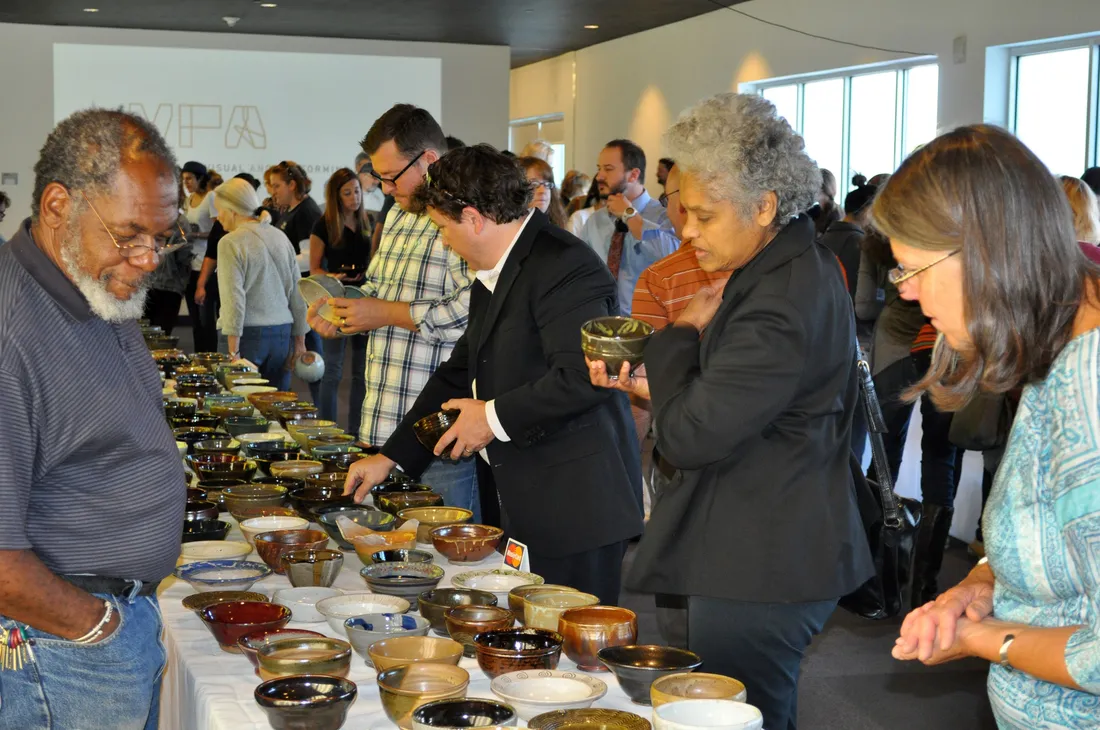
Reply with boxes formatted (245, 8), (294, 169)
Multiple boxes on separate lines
(839, 346), (923, 620)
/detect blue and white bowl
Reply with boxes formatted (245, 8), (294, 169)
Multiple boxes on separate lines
(174, 559), (272, 593)
(344, 613), (431, 663)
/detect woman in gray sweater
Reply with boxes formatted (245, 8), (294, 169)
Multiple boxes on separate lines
(213, 178), (308, 390)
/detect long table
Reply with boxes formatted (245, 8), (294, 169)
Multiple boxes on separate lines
(156, 517), (642, 729)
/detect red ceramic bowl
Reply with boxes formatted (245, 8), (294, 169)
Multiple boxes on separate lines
(238, 628), (325, 671)
(254, 529), (330, 575)
(199, 601), (292, 653)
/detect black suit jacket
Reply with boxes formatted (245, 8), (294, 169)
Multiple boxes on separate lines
(627, 215), (874, 602)
(382, 210), (644, 558)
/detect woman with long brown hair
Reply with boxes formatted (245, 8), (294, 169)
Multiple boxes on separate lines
(885, 126), (1100, 728)
(307, 167), (371, 435)
(518, 156), (567, 228)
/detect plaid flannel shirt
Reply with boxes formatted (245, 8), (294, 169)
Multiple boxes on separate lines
(356, 207), (473, 446)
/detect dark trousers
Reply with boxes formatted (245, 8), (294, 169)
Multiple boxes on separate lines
(688, 596), (837, 730)
(144, 289), (183, 334)
(319, 334), (367, 436)
(184, 271), (217, 352)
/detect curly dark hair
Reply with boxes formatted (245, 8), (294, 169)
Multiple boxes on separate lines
(412, 144), (531, 224)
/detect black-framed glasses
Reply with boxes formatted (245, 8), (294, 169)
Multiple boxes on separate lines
(529, 179), (555, 191)
(887, 249), (960, 286)
(80, 190), (190, 259)
(369, 150), (425, 186)
(659, 188), (679, 207)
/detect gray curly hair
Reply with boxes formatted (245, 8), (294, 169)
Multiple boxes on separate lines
(666, 93), (820, 227)
(32, 108), (177, 221)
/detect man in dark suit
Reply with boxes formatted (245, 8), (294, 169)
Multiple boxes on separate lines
(338, 145), (644, 604)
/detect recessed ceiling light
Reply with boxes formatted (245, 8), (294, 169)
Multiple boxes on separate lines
(584, 24), (599, 29)
(260, 2), (277, 6)
(83, 7), (99, 11)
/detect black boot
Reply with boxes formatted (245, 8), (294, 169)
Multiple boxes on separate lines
(911, 503), (955, 610)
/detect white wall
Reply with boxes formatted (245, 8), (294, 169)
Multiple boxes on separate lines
(0, 23), (509, 240)
(512, 0), (1100, 181)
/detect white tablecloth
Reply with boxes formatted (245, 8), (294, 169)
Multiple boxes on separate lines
(157, 520), (641, 730)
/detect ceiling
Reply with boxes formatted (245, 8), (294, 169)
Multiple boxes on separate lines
(0, 0), (743, 67)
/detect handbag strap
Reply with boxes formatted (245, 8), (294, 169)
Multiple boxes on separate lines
(855, 341), (904, 529)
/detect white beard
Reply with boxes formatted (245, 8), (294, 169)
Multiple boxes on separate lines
(59, 225), (150, 322)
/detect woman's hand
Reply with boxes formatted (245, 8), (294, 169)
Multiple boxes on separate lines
(675, 287), (722, 331)
(895, 564), (995, 661)
(587, 359), (651, 400)
(194, 285), (207, 306)
(893, 615), (982, 665)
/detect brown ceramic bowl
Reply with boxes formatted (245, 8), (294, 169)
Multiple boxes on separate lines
(184, 500), (219, 522)
(186, 487), (208, 503)
(164, 397), (198, 421)
(443, 605), (514, 657)
(198, 601), (292, 653)
(254, 529), (330, 574)
(209, 403), (255, 420)
(187, 453), (258, 484)
(377, 663), (470, 730)
(308, 433), (356, 450)
(430, 524), (503, 562)
(349, 530), (418, 566)
(237, 628), (325, 671)
(649, 671), (748, 708)
(472, 627), (564, 679)
(269, 460), (325, 480)
(173, 426), (226, 454)
(288, 484), (355, 519)
(249, 443), (309, 476)
(192, 439), (242, 458)
(248, 391), (300, 416)
(398, 507), (474, 544)
(230, 505), (300, 522)
(417, 588), (499, 636)
(412, 410), (461, 453)
(508, 584), (580, 621)
(580, 316), (654, 376)
(304, 472), (351, 490)
(368, 635), (465, 672)
(557, 606), (638, 671)
(256, 636), (353, 682)
(182, 590), (267, 613)
(277, 403), (320, 428)
(221, 484), (288, 514)
(319, 451), (367, 473)
(377, 491), (445, 516)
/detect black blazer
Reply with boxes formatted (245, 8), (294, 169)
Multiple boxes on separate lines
(382, 210), (644, 558)
(627, 215), (874, 603)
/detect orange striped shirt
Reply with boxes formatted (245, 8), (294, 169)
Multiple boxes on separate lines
(631, 242), (731, 330)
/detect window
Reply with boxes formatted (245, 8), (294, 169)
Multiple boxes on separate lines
(1012, 46), (1095, 176)
(750, 62), (939, 193)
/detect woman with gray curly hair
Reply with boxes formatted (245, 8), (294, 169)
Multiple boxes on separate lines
(589, 93), (873, 729)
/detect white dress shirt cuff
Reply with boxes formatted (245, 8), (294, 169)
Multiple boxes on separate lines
(484, 400), (512, 443)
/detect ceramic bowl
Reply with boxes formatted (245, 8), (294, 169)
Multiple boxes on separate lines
(240, 515), (310, 546)
(596, 646), (703, 705)
(163, 397), (198, 421)
(345, 613), (432, 663)
(209, 403), (256, 420)
(286, 418), (339, 435)
(282, 548), (344, 588)
(528, 709), (651, 730)
(370, 549), (434, 565)
(185, 487), (208, 503)
(222, 415), (271, 438)
(256, 636), (352, 681)
(254, 529), (330, 574)
(269, 460), (325, 480)
(250, 443), (308, 476)
(317, 508), (396, 550)
(288, 484), (354, 518)
(221, 484), (289, 514)
(182, 519), (231, 542)
(289, 426), (342, 449)
(233, 385), (278, 397)
(316, 592), (412, 634)
(215, 362), (256, 385)
(238, 431), (295, 451)
(192, 438), (242, 457)
(370, 477), (433, 498)
(230, 505), (300, 523)
(254, 674), (358, 730)
(174, 426), (226, 454)
(378, 491), (445, 516)
(248, 391), (301, 415)
(444, 605), (514, 657)
(649, 673), (748, 708)
(360, 562), (446, 600)
(580, 316), (654, 376)
(377, 663), (471, 730)
(508, 585), (579, 622)
(417, 588), (499, 636)
(524, 592), (600, 632)
(490, 670), (608, 721)
(412, 699), (517, 730)
(232, 377), (272, 388)
(175, 559), (272, 593)
(349, 530), (418, 566)
(255, 476), (307, 491)
(309, 432), (356, 449)
(271, 586), (343, 624)
(413, 410), (461, 452)
(200, 393), (244, 409)
(293, 350), (325, 382)
(277, 403), (320, 428)
(557, 606), (638, 671)
(398, 507), (474, 544)
(179, 540), (251, 565)
(652, 699), (763, 730)
(171, 413), (221, 431)
(238, 628), (325, 670)
(198, 600), (292, 652)
(430, 524), (503, 562)
(472, 628), (564, 679)
(196, 478), (249, 508)
(369, 635), (465, 672)
(183, 500), (219, 523)
(187, 453), (258, 484)
(319, 451), (367, 473)
(454, 570), (544, 608)
(182, 590), (266, 613)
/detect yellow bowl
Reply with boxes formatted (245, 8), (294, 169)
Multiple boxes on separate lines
(377, 662), (470, 730)
(368, 635), (465, 672)
(397, 507), (473, 544)
(650, 671), (748, 708)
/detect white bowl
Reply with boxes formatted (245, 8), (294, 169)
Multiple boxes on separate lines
(179, 540), (252, 565)
(240, 515), (309, 546)
(232, 385), (278, 396)
(271, 586), (343, 623)
(452, 570), (543, 606)
(653, 700), (764, 730)
(489, 670), (607, 721)
(315, 592), (412, 634)
(293, 352), (325, 383)
(173, 560), (272, 593)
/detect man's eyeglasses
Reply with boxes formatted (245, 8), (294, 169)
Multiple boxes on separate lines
(80, 191), (190, 259)
(370, 150), (426, 186)
(887, 249), (959, 286)
(659, 188), (679, 207)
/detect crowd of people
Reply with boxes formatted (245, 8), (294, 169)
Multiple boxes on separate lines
(0, 89), (1098, 730)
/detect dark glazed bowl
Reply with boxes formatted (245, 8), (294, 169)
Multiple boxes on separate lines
(255, 476), (307, 491)
(238, 628), (325, 671)
(182, 519), (231, 542)
(370, 477), (432, 499)
(417, 588), (498, 636)
(430, 524), (504, 563)
(580, 316), (654, 376)
(413, 410), (460, 452)
(163, 397), (198, 421)
(444, 605), (515, 658)
(173, 426), (226, 454)
(186, 453), (258, 483)
(288, 484), (355, 519)
(254, 529), (330, 574)
(361, 562), (445, 600)
(195, 478), (250, 510)
(186, 487), (207, 502)
(192, 438), (242, 457)
(221, 484), (289, 514)
(198, 600), (292, 652)
(171, 413), (221, 431)
(370, 549), (434, 565)
(184, 500), (219, 522)
(276, 403), (320, 428)
(377, 491), (444, 516)
(249, 442), (307, 476)
(412, 698), (517, 729)
(596, 644), (703, 705)
(319, 451), (367, 473)
(317, 508), (396, 550)
(254, 674), (357, 730)
(222, 415), (271, 438)
(472, 628), (563, 679)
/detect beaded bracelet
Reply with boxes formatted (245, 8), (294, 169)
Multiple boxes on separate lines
(73, 600), (113, 644)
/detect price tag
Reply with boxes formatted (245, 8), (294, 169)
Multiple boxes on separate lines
(501, 538), (530, 572)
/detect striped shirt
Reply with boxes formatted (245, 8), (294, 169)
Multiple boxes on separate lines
(356, 207), (473, 446)
(631, 241), (731, 329)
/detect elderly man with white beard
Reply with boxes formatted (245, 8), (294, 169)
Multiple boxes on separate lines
(0, 108), (187, 730)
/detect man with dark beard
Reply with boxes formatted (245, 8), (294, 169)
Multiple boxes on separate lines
(0, 109), (186, 729)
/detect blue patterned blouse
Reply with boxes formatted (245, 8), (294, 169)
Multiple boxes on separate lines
(984, 328), (1100, 728)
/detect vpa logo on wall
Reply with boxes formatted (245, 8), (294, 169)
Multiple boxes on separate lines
(127, 103), (267, 150)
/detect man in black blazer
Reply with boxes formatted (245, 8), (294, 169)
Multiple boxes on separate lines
(339, 145), (644, 604)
